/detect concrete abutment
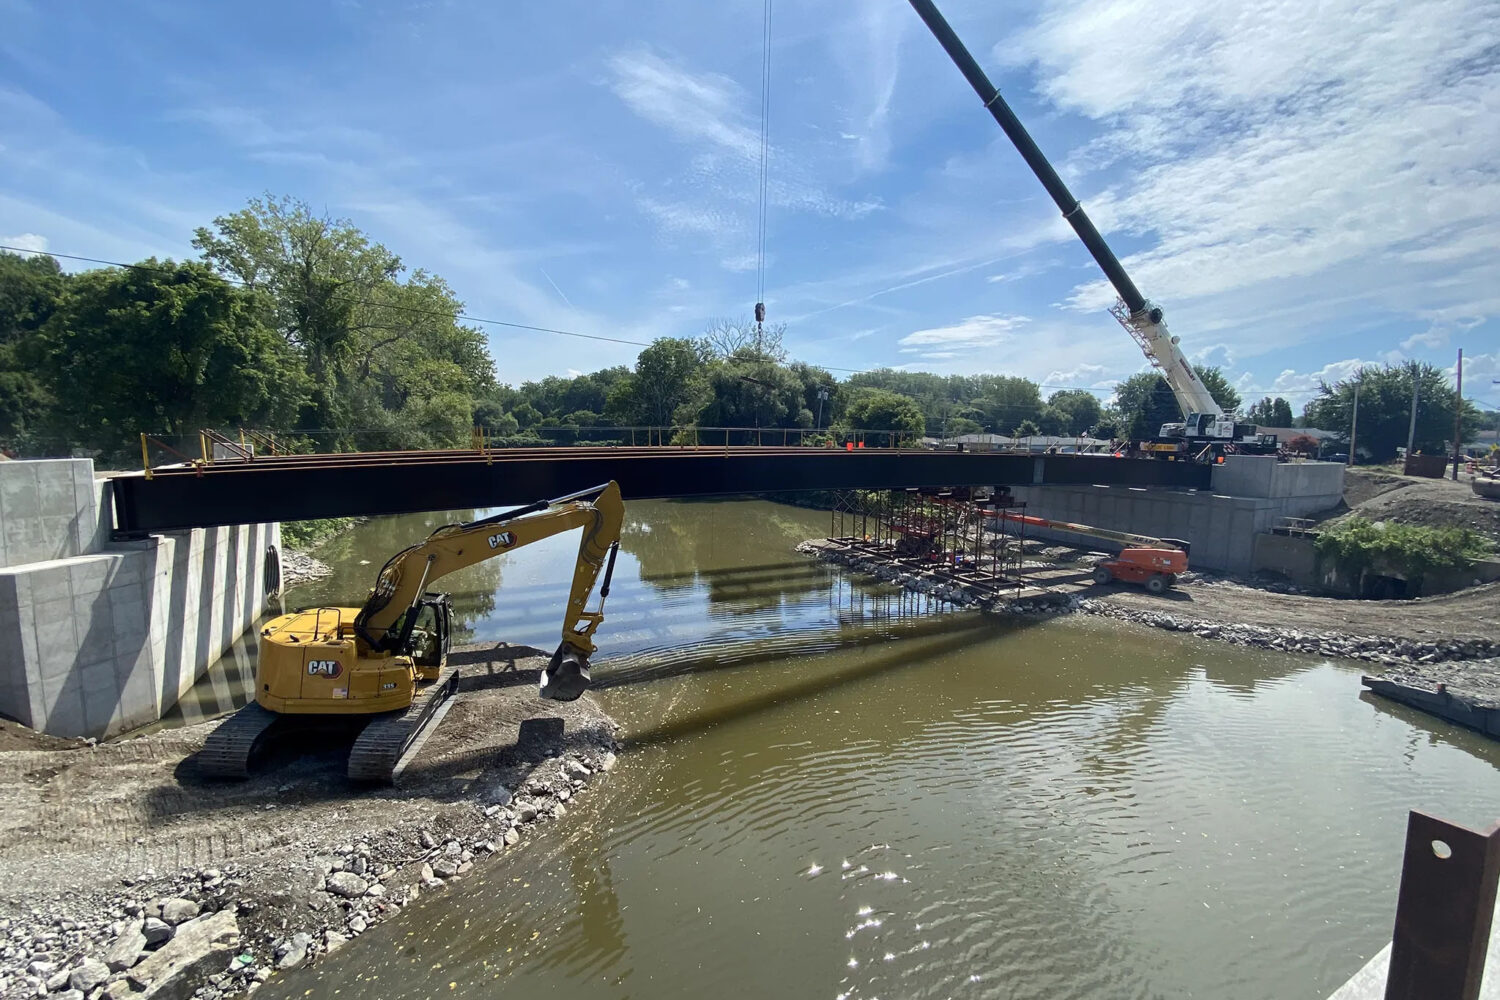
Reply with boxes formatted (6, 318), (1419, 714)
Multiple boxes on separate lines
(0, 458), (279, 738)
(1005, 456), (1346, 575)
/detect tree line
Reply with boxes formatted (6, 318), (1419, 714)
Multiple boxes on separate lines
(1, 196), (1490, 464)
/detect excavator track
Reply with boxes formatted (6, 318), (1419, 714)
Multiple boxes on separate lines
(197, 703), (284, 779)
(346, 666), (462, 783)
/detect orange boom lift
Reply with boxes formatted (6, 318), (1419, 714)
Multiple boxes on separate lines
(988, 511), (1190, 595)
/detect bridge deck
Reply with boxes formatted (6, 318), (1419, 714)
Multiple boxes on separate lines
(109, 446), (1212, 533)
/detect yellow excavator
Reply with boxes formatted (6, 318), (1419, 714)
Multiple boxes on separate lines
(200, 482), (625, 782)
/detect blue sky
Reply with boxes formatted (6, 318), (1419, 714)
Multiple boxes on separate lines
(2, 0), (1497, 412)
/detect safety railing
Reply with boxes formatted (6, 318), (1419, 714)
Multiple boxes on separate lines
(134, 424), (936, 474)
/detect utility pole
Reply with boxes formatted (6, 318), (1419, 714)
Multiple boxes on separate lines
(1349, 377), (1360, 467)
(816, 387), (829, 431)
(1405, 377), (1420, 465)
(1452, 348), (1464, 480)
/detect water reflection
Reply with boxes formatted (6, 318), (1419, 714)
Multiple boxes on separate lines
(176, 500), (1500, 1000)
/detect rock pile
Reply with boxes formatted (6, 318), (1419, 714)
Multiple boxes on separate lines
(0, 746), (618, 1000)
(799, 539), (1500, 667)
(278, 551), (332, 588)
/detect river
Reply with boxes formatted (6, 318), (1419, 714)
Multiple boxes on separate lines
(253, 498), (1500, 1000)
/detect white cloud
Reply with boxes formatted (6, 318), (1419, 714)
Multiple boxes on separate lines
(1043, 362), (1113, 391)
(0, 232), (47, 254)
(1191, 344), (1235, 369)
(1008, 0), (1500, 346)
(636, 197), (740, 238)
(607, 50), (759, 163)
(898, 314), (1029, 357)
(1402, 328), (1449, 352)
(719, 253), (758, 273)
(1261, 358), (1378, 407)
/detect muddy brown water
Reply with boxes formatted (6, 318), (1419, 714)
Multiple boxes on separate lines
(222, 499), (1500, 1000)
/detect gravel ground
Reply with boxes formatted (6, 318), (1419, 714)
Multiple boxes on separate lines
(0, 644), (618, 1000)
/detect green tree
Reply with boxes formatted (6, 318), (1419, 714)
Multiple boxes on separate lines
(194, 195), (491, 442)
(695, 359), (810, 432)
(1013, 418), (1041, 437)
(1303, 362), (1477, 461)
(0, 252), (66, 451)
(628, 337), (710, 424)
(1246, 396), (1294, 426)
(1046, 389), (1104, 436)
(37, 259), (305, 455)
(839, 388), (925, 444)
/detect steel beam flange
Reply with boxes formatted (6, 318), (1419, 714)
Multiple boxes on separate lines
(1385, 810), (1500, 1000)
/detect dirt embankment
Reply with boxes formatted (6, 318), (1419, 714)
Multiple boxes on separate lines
(0, 644), (619, 1000)
(1322, 467), (1500, 542)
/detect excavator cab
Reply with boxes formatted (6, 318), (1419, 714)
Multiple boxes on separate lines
(401, 594), (453, 680)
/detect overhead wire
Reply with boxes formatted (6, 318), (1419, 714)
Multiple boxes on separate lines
(0, 243), (1324, 402)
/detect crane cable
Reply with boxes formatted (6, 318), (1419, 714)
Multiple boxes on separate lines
(753, 0), (773, 334)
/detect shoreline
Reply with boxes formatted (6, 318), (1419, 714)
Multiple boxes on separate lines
(0, 644), (618, 1000)
(799, 539), (1500, 726)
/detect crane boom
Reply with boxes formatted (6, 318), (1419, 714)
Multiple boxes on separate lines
(905, 0), (1226, 423)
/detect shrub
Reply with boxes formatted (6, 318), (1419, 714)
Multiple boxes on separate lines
(1314, 517), (1491, 587)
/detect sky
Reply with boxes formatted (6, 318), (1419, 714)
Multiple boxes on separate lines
(2, 0), (1497, 414)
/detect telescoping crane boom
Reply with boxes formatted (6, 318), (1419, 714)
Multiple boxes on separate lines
(905, 0), (1276, 459)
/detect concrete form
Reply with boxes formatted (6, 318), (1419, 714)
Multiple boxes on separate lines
(1004, 456), (1345, 575)
(0, 459), (278, 738)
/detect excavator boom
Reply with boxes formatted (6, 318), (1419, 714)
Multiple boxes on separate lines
(200, 482), (626, 782)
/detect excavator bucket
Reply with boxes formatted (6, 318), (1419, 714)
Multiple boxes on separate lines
(540, 645), (591, 702)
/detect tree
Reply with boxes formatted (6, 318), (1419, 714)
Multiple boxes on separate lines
(1046, 389), (1104, 436)
(1246, 396), (1294, 426)
(1303, 361), (1478, 461)
(628, 337), (710, 424)
(1113, 365), (1240, 440)
(1286, 433), (1321, 456)
(37, 259), (305, 455)
(695, 359), (810, 432)
(193, 196), (491, 441)
(1091, 416), (1121, 441)
(1013, 419), (1041, 437)
(700, 318), (786, 362)
(839, 388), (925, 444)
(0, 252), (66, 450)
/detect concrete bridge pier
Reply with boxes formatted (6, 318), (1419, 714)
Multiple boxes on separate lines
(0, 459), (279, 739)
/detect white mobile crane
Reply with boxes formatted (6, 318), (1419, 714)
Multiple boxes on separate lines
(907, 0), (1278, 461)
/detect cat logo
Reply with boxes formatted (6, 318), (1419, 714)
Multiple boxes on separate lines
(307, 659), (342, 678)
(487, 531), (516, 550)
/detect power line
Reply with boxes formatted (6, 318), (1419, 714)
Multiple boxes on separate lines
(0, 243), (1361, 399)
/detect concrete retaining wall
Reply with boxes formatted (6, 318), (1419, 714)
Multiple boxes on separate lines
(1008, 456), (1346, 575)
(0, 459), (278, 738)
(1251, 532), (1320, 583)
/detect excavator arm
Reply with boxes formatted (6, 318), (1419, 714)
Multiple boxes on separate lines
(353, 481), (625, 700)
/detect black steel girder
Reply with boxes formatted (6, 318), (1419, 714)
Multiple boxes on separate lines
(109, 448), (1210, 534)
